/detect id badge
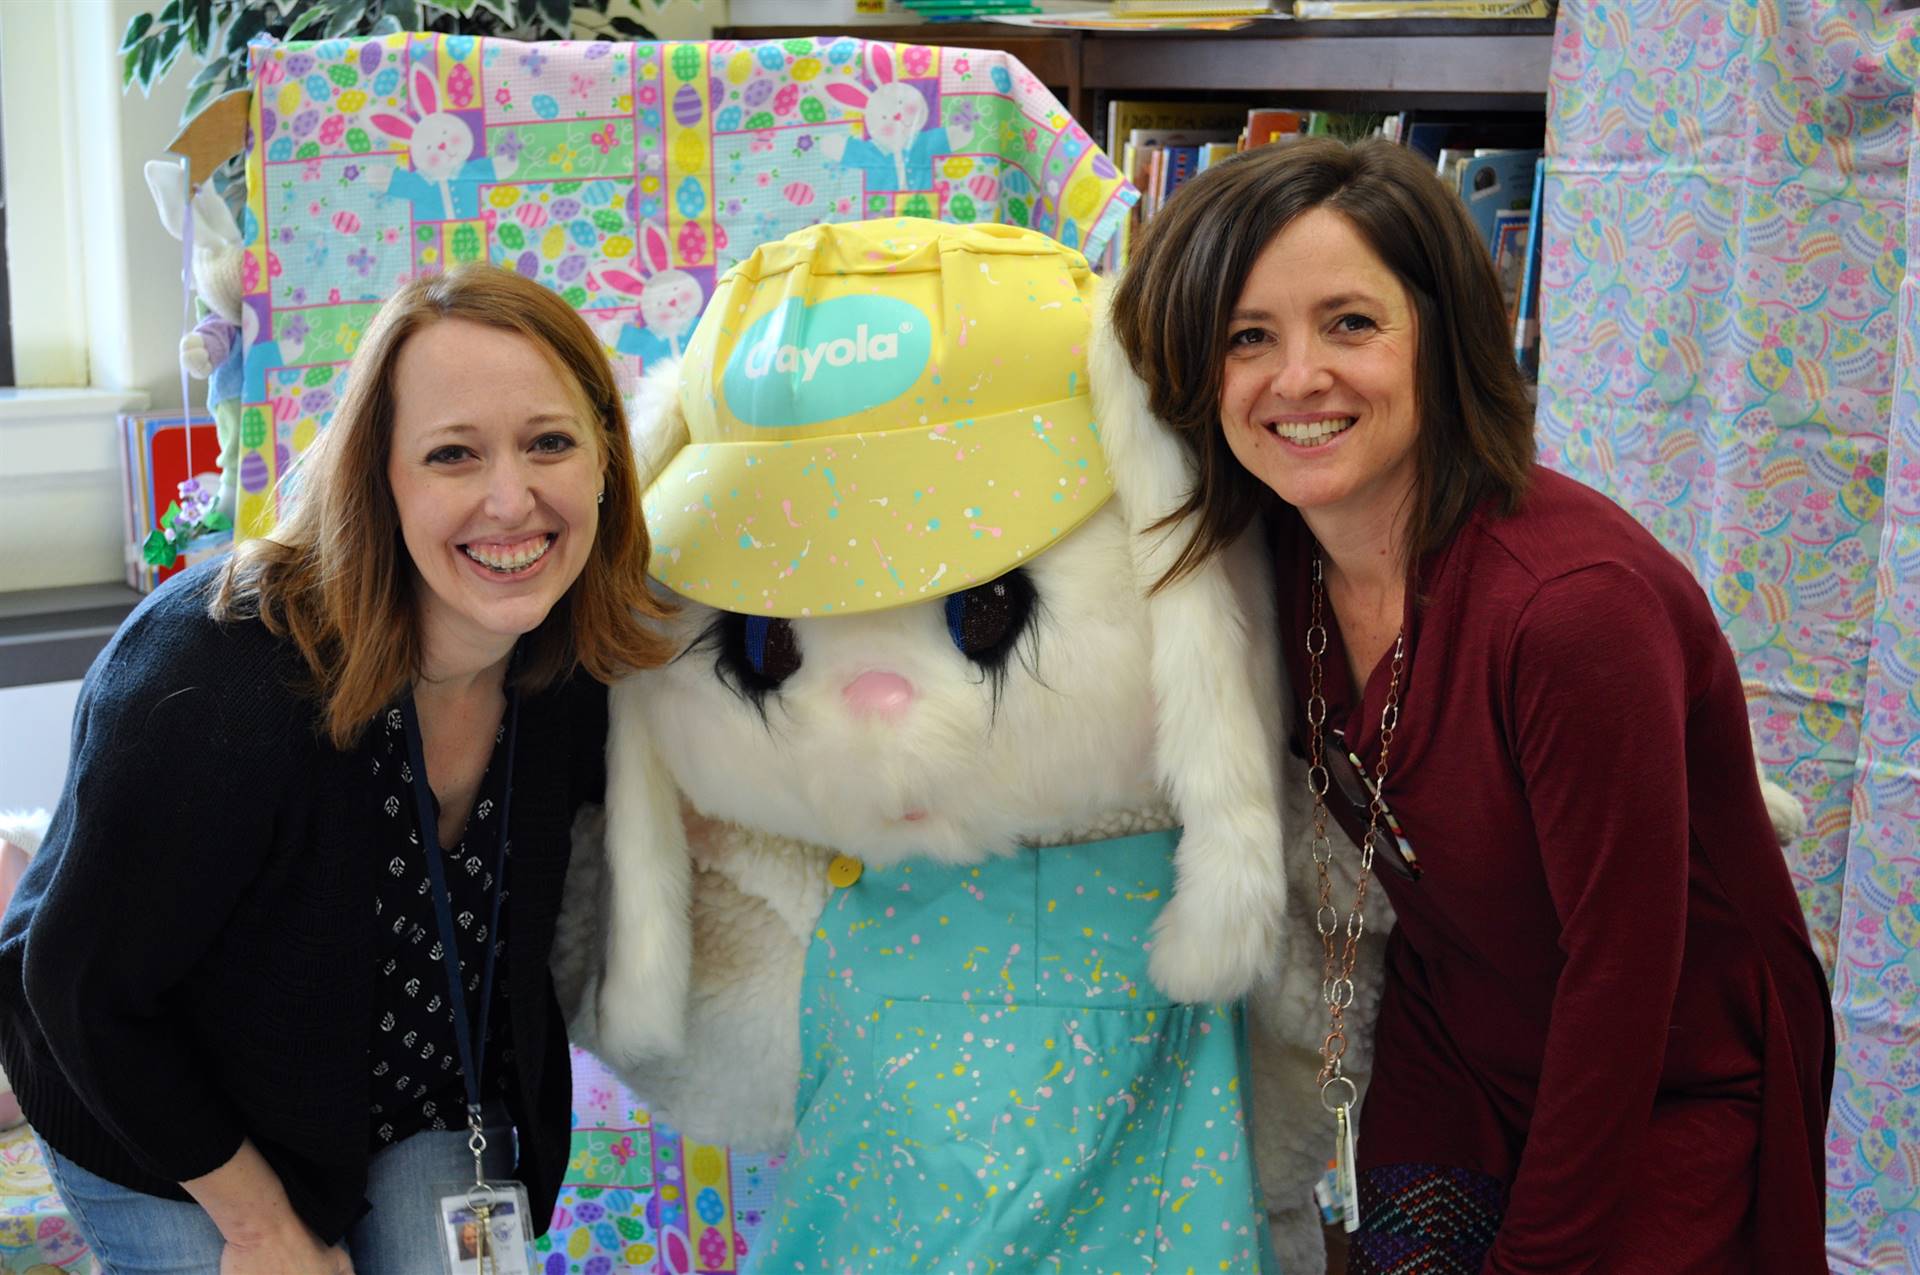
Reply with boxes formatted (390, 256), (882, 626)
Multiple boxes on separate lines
(436, 1180), (534, 1275)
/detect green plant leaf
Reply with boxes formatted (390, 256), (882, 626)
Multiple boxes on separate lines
(533, 0), (572, 36)
(323, 3), (366, 39)
(224, 7), (267, 53)
(159, 0), (183, 24)
(137, 38), (160, 92)
(609, 15), (653, 37)
(427, 0), (482, 14)
(382, 0), (423, 29)
(182, 74), (222, 122)
(119, 12), (153, 53)
(370, 13), (402, 34)
(285, 6), (330, 39)
(187, 0), (213, 55)
(122, 44), (145, 90)
(188, 57), (227, 89)
(155, 22), (185, 82)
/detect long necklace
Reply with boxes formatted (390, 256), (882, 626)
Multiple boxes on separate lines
(1305, 553), (1405, 1232)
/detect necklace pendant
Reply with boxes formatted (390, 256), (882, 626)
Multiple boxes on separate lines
(1335, 1101), (1360, 1233)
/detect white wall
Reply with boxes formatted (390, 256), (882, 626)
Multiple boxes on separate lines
(0, 680), (80, 814)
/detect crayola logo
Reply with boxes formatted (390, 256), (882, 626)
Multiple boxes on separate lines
(723, 297), (932, 427)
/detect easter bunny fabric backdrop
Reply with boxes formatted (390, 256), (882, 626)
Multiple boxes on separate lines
(232, 32), (1134, 542)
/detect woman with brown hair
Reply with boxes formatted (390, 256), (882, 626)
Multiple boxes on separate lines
(0, 264), (672, 1273)
(1111, 137), (1833, 1273)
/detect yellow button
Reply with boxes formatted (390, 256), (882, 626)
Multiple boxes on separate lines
(827, 855), (864, 889)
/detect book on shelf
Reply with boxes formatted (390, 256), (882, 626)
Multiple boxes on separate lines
(1115, 0), (1279, 15)
(1292, 0), (1552, 16)
(1127, 126), (1239, 217)
(1305, 110), (1389, 143)
(1491, 208), (1531, 321)
(1512, 156), (1546, 377)
(1106, 98), (1253, 158)
(1163, 144), (1204, 204)
(1197, 140), (1240, 172)
(1243, 107), (1306, 148)
(118, 413), (233, 593)
(1457, 148), (1543, 255)
(1403, 114), (1544, 163)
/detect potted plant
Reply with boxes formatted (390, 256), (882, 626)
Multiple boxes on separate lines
(121, 0), (656, 124)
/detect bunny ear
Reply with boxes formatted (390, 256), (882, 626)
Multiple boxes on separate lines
(825, 82), (868, 111)
(370, 112), (414, 140)
(412, 65), (438, 117)
(870, 44), (895, 85)
(601, 268), (649, 297)
(144, 159), (190, 240)
(643, 223), (671, 275)
(190, 180), (243, 248)
(594, 679), (693, 1064)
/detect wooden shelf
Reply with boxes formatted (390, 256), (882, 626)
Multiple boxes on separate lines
(719, 20), (1553, 124)
(0, 583), (141, 689)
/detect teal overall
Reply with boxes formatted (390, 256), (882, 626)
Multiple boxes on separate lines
(762, 829), (1278, 1273)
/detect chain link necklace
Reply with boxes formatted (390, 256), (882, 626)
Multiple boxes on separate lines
(1305, 553), (1405, 1232)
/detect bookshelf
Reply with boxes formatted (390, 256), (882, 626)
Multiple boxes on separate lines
(715, 19), (1555, 125)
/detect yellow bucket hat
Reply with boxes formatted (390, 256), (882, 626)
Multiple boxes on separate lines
(643, 218), (1111, 617)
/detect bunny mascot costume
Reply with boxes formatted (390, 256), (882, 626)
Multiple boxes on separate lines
(553, 216), (1385, 1273)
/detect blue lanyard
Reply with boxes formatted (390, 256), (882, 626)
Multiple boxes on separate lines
(399, 686), (521, 1125)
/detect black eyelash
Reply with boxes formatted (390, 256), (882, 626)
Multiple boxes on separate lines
(692, 613), (790, 725)
(944, 572), (1046, 719)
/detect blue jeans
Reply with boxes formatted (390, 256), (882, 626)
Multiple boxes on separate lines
(41, 1106), (517, 1275)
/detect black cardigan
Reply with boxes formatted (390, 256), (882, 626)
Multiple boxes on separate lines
(0, 561), (609, 1242)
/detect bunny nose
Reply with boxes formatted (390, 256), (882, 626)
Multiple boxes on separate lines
(843, 670), (915, 721)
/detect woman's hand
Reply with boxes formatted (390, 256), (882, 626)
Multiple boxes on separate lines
(219, 1224), (355, 1275)
(183, 1138), (355, 1275)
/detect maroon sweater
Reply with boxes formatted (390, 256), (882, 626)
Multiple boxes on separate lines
(1278, 467), (1832, 1274)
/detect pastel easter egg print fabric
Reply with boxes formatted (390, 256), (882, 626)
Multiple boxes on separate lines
(770, 830), (1276, 1273)
(1541, 3), (1920, 1267)
(544, 1045), (781, 1273)
(235, 33), (1136, 541)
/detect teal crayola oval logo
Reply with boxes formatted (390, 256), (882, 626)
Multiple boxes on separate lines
(721, 297), (931, 427)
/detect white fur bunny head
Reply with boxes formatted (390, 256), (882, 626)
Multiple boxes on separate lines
(629, 499), (1160, 868)
(372, 66), (475, 185)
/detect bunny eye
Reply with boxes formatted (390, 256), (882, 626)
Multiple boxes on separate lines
(944, 571), (1036, 669)
(716, 613), (802, 697)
